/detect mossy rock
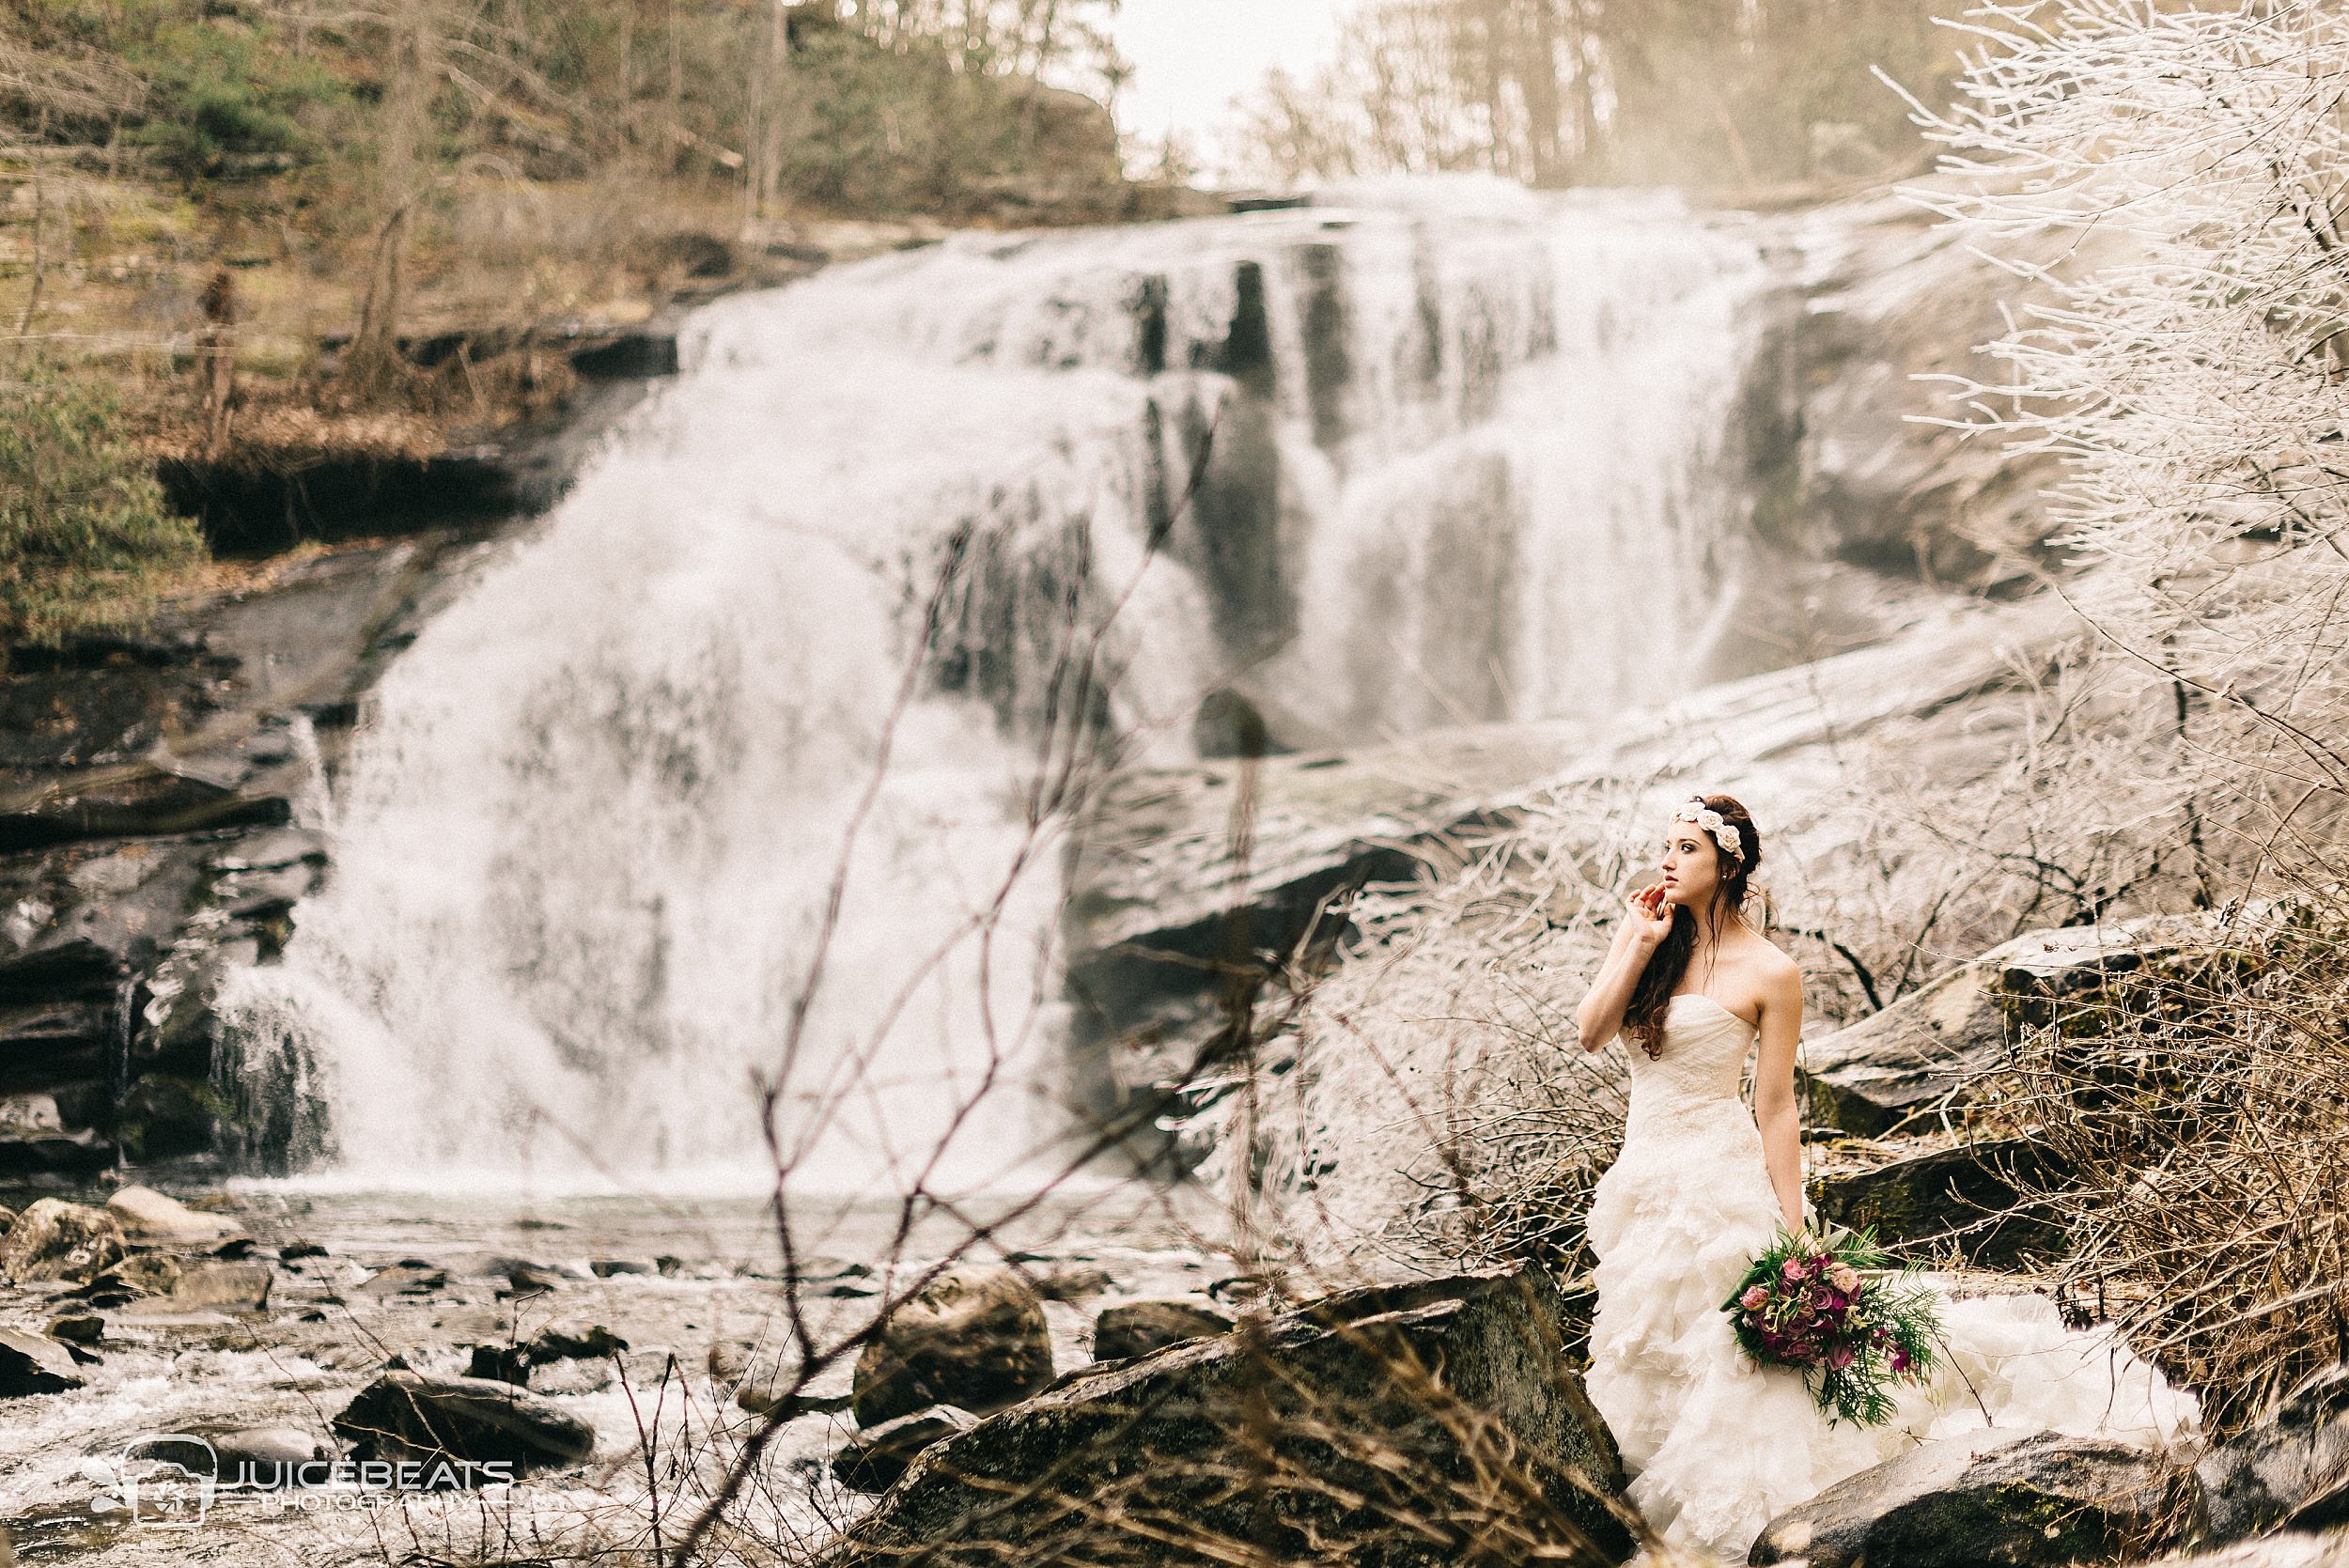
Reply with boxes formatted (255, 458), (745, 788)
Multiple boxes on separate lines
(833, 1265), (1633, 1568)
(1752, 1431), (2180, 1568)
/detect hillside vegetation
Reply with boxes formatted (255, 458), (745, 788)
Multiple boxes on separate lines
(0, 0), (1133, 644)
(1232, 0), (1965, 189)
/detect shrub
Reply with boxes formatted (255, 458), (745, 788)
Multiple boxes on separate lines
(0, 361), (206, 647)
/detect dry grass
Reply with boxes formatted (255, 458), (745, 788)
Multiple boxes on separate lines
(1985, 897), (2349, 1433)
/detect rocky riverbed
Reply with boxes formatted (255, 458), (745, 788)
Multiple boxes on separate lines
(0, 1179), (1237, 1563)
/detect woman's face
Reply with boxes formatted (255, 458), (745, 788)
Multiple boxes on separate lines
(1658, 821), (1725, 909)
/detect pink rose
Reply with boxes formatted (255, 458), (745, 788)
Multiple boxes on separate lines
(1781, 1257), (1809, 1281)
(1740, 1284), (1769, 1312)
(1829, 1265), (1861, 1294)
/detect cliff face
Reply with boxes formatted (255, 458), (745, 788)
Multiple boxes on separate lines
(1742, 191), (2103, 597)
(1060, 190), (2097, 1138)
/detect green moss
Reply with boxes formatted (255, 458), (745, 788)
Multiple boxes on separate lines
(0, 360), (207, 649)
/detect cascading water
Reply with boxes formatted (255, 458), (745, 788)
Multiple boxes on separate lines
(220, 177), (1783, 1194)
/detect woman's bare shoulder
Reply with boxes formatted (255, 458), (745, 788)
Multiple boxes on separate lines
(1738, 929), (1803, 985)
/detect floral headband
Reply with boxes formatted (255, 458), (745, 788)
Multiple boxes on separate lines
(1673, 798), (1744, 862)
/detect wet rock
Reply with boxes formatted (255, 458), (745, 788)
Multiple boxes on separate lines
(214, 1425), (331, 1483)
(1808, 1136), (2067, 1268)
(332, 1372), (597, 1475)
(1035, 1266), (1114, 1302)
(0, 1085), (113, 1174)
(114, 1077), (226, 1163)
(279, 1238), (327, 1259)
(106, 1185), (250, 1249)
(45, 1312), (103, 1343)
(482, 1255), (565, 1295)
(113, 1297), (241, 1328)
(832, 1265), (1630, 1568)
(207, 830), (327, 873)
(0, 1327), (87, 1395)
(465, 1344), (532, 1386)
(1750, 1431), (2176, 1568)
(0, 1122), (112, 1175)
(526, 1320), (627, 1362)
(0, 760), (291, 851)
(586, 1257), (655, 1277)
(1092, 1299), (1235, 1361)
(361, 1260), (448, 1297)
(2194, 1363), (2349, 1545)
(0, 1198), (124, 1283)
(833, 1405), (980, 1494)
(0, 1001), (109, 1095)
(92, 1252), (182, 1296)
(853, 1265), (1056, 1429)
(172, 1261), (272, 1312)
(529, 1356), (615, 1396)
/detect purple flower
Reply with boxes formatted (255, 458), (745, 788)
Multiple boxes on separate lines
(1825, 1344), (1856, 1371)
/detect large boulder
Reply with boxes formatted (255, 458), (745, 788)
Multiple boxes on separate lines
(833, 1405), (980, 1494)
(852, 1266), (1056, 1429)
(1750, 1431), (2177, 1568)
(1092, 1299), (1235, 1362)
(1808, 1136), (2067, 1267)
(92, 1252), (183, 1296)
(830, 1265), (1632, 1568)
(332, 1372), (596, 1477)
(171, 1260), (272, 1312)
(0, 1327), (88, 1396)
(1800, 917), (2232, 1136)
(0, 1198), (124, 1283)
(526, 1320), (627, 1362)
(1799, 963), (2008, 1136)
(2194, 1364), (2349, 1545)
(105, 1185), (249, 1249)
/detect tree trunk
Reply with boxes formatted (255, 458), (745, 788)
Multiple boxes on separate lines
(344, 0), (433, 404)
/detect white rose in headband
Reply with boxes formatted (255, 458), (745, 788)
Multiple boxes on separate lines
(1673, 798), (1744, 862)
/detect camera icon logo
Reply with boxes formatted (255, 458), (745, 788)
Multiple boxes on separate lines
(84, 1435), (218, 1529)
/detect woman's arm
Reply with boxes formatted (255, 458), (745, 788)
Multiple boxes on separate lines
(1750, 960), (1808, 1233)
(1576, 885), (1672, 1052)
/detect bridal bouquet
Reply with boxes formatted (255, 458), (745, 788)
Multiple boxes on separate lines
(1722, 1226), (1942, 1426)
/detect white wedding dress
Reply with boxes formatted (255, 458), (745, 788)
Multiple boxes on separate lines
(1583, 992), (2200, 1561)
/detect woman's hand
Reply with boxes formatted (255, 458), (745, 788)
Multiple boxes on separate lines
(1624, 882), (1673, 949)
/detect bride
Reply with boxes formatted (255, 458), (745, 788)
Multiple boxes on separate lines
(1572, 794), (2198, 1560)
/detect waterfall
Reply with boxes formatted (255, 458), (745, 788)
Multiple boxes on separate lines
(221, 178), (1780, 1194)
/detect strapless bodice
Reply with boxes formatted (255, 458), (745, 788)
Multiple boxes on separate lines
(1624, 991), (1757, 1139)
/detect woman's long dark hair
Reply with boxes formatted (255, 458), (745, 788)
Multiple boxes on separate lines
(1624, 794), (1761, 1060)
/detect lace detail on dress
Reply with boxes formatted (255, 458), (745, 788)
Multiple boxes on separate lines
(1581, 993), (2200, 1561)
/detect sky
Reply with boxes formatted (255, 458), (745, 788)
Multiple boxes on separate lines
(1110, 0), (1351, 180)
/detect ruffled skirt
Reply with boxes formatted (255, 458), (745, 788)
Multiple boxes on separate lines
(1583, 1108), (2199, 1560)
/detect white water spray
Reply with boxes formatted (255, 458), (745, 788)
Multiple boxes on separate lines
(223, 180), (1780, 1192)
